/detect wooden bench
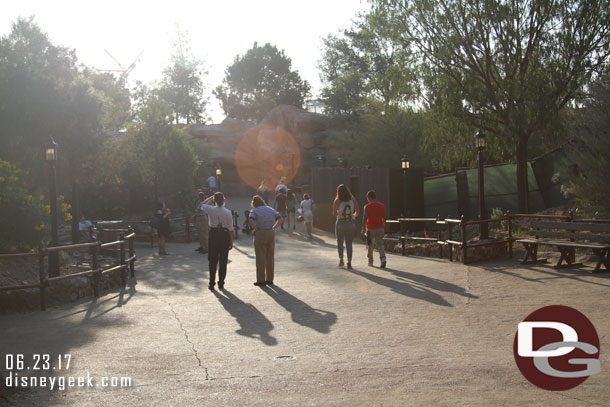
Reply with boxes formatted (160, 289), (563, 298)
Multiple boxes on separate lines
(516, 221), (610, 272)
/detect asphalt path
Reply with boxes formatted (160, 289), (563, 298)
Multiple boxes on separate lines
(1, 198), (609, 406)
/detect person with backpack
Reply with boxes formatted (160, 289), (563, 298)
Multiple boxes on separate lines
(274, 188), (288, 230)
(361, 190), (387, 268)
(333, 184), (360, 269)
(286, 189), (296, 230)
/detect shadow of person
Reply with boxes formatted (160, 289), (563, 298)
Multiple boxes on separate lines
(232, 244), (256, 259)
(384, 267), (478, 300)
(262, 285), (337, 333)
(345, 267), (454, 307)
(213, 289), (277, 346)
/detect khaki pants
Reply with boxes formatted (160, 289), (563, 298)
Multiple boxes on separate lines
(367, 228), (386, 262)
(196, 216), (209, 250)
(254, 229), (275, 283)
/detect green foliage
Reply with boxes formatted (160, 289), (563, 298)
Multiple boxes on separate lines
(0, 160), (70, 253)
(490, 207), (507, 230)
(0, 17), (131, 195)
(80, 97), (202, 218)
(214, 42), (311, 122)
(328, 103), (431, 169)
(560, 79), (610, 217)
(157, 28), (208, 124)
(320, 11), (418, 115)
(370, 0), (610, 210)
(86, 70), (132, 131)
(319, 12), (425, 170)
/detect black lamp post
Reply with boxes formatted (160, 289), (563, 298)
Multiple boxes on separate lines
(45, 138), (60, 277)
(215, 166), (222, 193)
(475, 130), (489, 239)
(401, 154), (410, 218)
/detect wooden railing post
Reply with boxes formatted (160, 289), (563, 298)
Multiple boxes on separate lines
(448, 220), (454, 262)
(400, 220), (406, 256)
(92, 242), (100, 297)
(567, 210), (576, 263)
(461, 215), (468, 264)
(119, 232), (126, 287)
(38, 242), (47, 311)
(506, 211), (513, 258)
(128, 226), (135, 278)
(186, 216), (191, 243)
(436, 215), (443, 259)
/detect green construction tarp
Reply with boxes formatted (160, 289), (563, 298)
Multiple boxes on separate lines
(424, 163), (546, 219)
(424, 175), (459, 218)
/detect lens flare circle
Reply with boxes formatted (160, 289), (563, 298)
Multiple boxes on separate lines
(235, 125), (301, 190)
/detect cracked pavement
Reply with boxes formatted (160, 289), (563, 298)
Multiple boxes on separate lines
(1, 197), (609, 406)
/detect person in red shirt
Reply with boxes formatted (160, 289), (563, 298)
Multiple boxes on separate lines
(361, 190), (386, 268)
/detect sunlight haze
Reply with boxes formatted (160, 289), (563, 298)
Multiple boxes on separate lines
(1, 0), (370, 122)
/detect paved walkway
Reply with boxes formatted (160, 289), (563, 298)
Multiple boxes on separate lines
(1, 198), (609, 406)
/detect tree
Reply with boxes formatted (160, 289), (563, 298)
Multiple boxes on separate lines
(319, 12), (423, 169)
(372, 0), (610, 212)
(214, 42), (310, 122)
(86, 70), (132, 131)
(560, 77), (610, 216)
(158, 28), (207, 124)
(0, 17), (130, 192)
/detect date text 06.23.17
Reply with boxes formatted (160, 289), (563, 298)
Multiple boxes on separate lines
(5, 354), (72, 371)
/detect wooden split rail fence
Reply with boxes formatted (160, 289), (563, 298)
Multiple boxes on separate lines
(385, 212), (610, 271)
(385, 216), (505, 264)
(0, 227), (137, 311)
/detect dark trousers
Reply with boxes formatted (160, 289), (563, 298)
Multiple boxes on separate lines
(208, 228), (230, 285)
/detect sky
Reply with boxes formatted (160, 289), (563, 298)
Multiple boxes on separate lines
(1, 0), (371, 123)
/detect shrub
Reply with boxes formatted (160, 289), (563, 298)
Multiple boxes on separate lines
(0, 160), (68, 253)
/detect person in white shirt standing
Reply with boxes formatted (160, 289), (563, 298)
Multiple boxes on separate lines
(199, 192), (234, 291)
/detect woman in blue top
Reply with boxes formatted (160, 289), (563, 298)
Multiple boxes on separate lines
(333, 184), (360, 269)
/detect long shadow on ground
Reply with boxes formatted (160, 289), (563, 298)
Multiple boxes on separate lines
(213, 289), (277, 346)
(385, 267), (478, 301)
(261, 285), (337, 333)
(346, 267), (458, 307)
(137, 248), (208, 292)
(480, 258), (610, 288)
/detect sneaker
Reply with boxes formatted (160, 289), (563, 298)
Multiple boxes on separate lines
(254, 282), (266, 286)
(265, 281), (274, 286)
(218, 282), (224, 290)
(368, 260), (374, 266)
(339, 259), (344, 267)
(347, 262), (352, 270)
(208, 284), (215, 291)
(380, 260), (386, 269)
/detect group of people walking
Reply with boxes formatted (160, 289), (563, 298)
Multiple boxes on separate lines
(156, 179), (387, 292)
(332, 184), (386, 270)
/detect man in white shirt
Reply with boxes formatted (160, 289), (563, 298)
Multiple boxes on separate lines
(199, 192), (233, 290)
